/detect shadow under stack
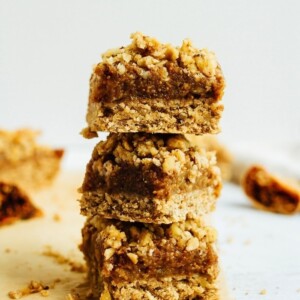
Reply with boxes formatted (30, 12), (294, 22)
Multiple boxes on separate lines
(80, 32), (225, 300)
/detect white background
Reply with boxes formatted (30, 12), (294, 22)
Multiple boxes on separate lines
(1, 0), (300, 148)
(1, 2), (300, 299)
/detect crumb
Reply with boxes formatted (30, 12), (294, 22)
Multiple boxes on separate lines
(65, 293), (80, 300)
(297, 288), (300, 293)
(8, 291), (22, 299)
(80, 128), (98, 139)
(245, 291), (249, 295)
(4, 248), (11, 253)
(40, 290), (50, 297)
(8, 280), (50, 299)
(50, 278), (62, 289)
(259, 289), (267, 295)
(243, 240), (251, 245)
(226, 236), (234, 244)
(52, 213), (61, 222)
(42, 246), (86, 273)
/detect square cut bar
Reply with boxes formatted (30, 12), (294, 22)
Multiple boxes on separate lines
(81, 215), (219, 300)
(83, 32), (225, 136)
(243, 165), (300, 214)
(0, 181), (42, 226)
(0, 129), (64, 191)
(80, 133), (221, 223)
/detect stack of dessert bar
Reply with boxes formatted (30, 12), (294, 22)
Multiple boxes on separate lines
(80, 33), (225, 300)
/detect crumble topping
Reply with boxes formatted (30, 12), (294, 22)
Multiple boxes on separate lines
(81, 133), (221, 208)
(0, 128), (64, 190)
(0, 129), (63, 166)
(90, 215), (216, 259)
(186, 134), (233, 181)
(0, 129), (38, 164)
(101, 32), (218, 79)
(92, 133), (217, 178)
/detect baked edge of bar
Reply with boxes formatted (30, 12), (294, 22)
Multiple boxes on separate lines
(80, 188), (218, 223)
(85, 98), (223, 135)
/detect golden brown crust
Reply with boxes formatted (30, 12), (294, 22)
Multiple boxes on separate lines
(0, 129), (64, 190)
(85, 32), (225, 135)
(0, 181), (42, 226)
(242, 165), (300, 214)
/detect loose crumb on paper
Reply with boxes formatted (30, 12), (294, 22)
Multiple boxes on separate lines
(226, 236), (234, 244)
(8, 280), (51, 299)
(243, 240), (251, 246)
(42, 246), (86, 273)
(52, 213), (61, 222)
(65, 293), (80, 300)
(50, 279), (62, 289)
(259, 289), (267, 295)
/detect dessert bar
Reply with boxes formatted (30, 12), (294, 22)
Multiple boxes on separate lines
(83, 32), (225, 136)
(243, 165), (300, 214)
(0, 129), (64, 190)
(81, 215), (219, 300)
(0, 181), (42, 226)
(80, 133), (221, 223)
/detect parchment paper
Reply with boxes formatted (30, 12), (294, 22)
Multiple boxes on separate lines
(0, 170), (232, 299)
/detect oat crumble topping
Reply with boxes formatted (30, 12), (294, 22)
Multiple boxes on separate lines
(101, 32), (218, 79)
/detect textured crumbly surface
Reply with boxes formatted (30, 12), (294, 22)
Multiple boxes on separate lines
(83, 32), (225, 135)
(243, 165), (300, 214)
(186, 135), (232, 181)
(81, 215), (219, 300)
(0, 182), (42, 226)
(0, 129), (64, 190)
(80, 133), (221, 223)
